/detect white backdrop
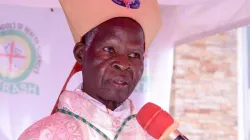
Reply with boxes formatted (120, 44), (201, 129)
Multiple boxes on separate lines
(0, 5), (76, 140)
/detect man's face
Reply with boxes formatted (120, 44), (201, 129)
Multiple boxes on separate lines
(79, 18), (145, 104)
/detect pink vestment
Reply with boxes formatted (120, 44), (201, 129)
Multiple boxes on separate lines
(18, 87), (155, 140)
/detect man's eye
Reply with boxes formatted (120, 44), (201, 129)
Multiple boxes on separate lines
(129, 53), (141, 58)
(103, 47), (115, 53)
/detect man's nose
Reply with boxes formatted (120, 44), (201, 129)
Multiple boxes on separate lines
(112, 56), (131, 71)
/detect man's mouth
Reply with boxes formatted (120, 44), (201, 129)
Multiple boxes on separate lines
(109, 76), (130, 88)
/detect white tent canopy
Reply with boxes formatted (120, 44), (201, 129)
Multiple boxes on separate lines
(1, 0), (250, 44)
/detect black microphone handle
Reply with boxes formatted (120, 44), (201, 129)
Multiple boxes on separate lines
(169, 129), (189, 140)
(174, 135), (189, 140)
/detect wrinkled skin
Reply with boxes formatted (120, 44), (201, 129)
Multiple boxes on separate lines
(74, 17), (145, 111)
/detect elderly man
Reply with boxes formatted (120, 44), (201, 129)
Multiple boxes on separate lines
(19, 0), (161, 139)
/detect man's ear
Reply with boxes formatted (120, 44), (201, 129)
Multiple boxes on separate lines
(73, 42), (85, 65)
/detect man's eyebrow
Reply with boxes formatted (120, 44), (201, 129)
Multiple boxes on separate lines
(131, 46), (145, 52)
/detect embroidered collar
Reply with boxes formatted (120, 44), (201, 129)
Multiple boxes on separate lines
(57, 85), (137, 129)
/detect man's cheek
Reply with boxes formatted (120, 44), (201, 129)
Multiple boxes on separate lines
(137, 68), (144, 78)
(97, 64), (108, 75)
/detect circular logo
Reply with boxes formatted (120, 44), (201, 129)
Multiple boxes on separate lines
(0, 30), (36, 82)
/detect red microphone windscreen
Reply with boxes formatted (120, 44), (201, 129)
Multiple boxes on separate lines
(136, 102), (175, 139)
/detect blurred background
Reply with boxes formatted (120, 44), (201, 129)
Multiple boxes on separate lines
(170, 27), (250, 139)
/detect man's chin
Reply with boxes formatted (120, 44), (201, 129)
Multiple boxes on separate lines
(102, 91), (130, 103)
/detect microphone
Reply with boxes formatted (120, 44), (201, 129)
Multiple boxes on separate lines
(136, 102), (189, 140)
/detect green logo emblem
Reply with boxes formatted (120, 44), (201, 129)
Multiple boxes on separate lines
(0, 22), (42, 95)
(0, 30), (36, 82)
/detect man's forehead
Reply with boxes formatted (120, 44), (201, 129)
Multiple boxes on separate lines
(98, 24), (144, 38)
(82, 17), (144, 44)
(96, 28), (144, 44)
(96, 17), (143, 32)
(95, 19), (144, 44)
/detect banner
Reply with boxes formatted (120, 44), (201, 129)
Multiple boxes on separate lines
(0, 4), (174, 140)
(0, 5), (75, 140)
